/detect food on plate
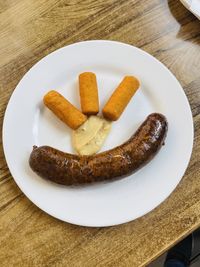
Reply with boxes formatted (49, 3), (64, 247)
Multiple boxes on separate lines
(72, 116), (112, 155)
(29, 113), (168, 185)
(102, 76), (140, 121)
(43, 90), (87, 130)
(79, 72), (99, 115)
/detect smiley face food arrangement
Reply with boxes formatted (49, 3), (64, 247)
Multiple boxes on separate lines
(29, 72), (168, 185)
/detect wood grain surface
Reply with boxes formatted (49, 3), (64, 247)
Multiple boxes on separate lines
(0, 0), (200, 266)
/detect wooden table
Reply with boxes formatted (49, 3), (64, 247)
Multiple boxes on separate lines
(0, 1), (200, 266)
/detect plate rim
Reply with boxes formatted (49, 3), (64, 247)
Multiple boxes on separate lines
(179, 0), (200, 20)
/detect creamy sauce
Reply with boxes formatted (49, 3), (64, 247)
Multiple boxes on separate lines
(72, 116), (112, 155)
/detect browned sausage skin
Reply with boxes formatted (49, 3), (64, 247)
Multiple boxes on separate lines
(29, 113), (168, 185)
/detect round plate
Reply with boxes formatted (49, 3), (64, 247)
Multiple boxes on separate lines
(3, 40), (193, 227)
(179, 0), (200, 20)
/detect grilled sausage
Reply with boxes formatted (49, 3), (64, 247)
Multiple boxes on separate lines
(29, 113), (168, 185)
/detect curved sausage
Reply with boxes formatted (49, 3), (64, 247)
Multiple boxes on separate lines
(29, 113), (168, 185)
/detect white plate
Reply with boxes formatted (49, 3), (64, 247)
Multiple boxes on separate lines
(3, 40), (193, 227)
(179, 0), (200, 20)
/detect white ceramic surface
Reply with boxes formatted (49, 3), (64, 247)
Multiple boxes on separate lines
(180, 0), (200, 19)
(3, 40), (193, 227)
